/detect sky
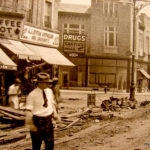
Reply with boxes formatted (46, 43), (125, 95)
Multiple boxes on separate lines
(61, 0), (150, 17)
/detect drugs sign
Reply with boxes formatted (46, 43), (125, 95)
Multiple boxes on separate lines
(63, 34), (86, 57)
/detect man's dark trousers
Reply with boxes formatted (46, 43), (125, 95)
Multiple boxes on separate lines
(30, 115), (54, 150)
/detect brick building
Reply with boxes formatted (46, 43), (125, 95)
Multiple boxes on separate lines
(58, 4), (91, 87)
(0, 0), (73, 105)
(58, 0), (150, 92)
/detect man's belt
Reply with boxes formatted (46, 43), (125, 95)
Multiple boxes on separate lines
(33, 114), (53, 128)
(33, 114), (52, 120)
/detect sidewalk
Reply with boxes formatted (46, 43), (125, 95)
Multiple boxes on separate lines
(60, 89), (150, 96)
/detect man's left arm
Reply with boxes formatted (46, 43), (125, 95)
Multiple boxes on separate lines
(51, 90), (61, 122)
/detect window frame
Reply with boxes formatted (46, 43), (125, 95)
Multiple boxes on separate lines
(103, 1), (118, 17)
(104, 26), (118, 47)
(26, 0), (33, 23)
(44, 1), (52, 28)
(63, 23), (85, 35)
(138, 30), (144, 56)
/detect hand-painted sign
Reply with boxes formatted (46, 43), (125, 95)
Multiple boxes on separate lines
(0, 18), (22, 39)
(21, 25), (59, 47)
(63, 33), (86, 57)
(63, 34), (86, 42)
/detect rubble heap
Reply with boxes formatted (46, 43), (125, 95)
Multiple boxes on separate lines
(101, 96), (137, 111)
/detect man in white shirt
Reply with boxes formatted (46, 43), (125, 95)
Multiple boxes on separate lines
(26, 72), (59, 150)
(7, 78), (21, 109)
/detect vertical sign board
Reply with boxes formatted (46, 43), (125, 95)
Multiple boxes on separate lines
(63, 33), (86, 57)
(0, 17), (23, 39)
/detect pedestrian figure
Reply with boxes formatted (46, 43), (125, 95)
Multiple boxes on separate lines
(25, 72), (60, 150)
(104, 85), (108, 94)
(7, 78), (22, 109)
(51, 77), (61, 112)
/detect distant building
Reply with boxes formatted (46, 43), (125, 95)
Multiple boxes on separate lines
(58, 0), (150, 92)
(58, 4), (90, 87)
(136, 13), (150, 92)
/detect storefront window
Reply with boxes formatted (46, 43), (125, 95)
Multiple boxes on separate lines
(90, 73), (115, 87)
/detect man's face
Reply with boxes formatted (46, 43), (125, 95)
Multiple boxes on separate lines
(38, 82), (49, 89)
(15, 83), (21, 87)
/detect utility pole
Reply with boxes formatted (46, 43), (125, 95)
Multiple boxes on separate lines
(85, 57), (88, 87)
(130, 0), (136, 101)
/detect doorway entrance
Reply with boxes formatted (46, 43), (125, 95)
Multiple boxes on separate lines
(62, 73), (69, 87)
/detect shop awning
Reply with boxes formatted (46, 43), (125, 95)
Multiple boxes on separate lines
(139, 69), (150, 79)
(0, 39), (41, 61)
(24, 44), (75, 66)
(0, 48), (17, 70)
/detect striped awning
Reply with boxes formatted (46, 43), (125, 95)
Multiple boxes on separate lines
(24, 43), (75, 66)
(0, 39), (41, 61)
(0, 47), (17, 70)
(138, 69), (150, 79)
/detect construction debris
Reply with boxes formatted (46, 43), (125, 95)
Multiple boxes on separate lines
(0, 106), (25, 131)
(0, 95), (141, 146)
(140, 100), (150, 106)
(0, 106), (25, 116)
(58, 106), (116, 132)
(0, 127), (28, 144)
(63, 108), (91, 118)
(101, 97), (137, 111)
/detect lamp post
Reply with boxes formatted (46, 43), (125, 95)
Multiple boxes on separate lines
(130, 0), (150, 100)
(130, 0), (136, 101)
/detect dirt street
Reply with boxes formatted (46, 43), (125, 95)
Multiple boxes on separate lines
(55, 91), (150, 150)
(1, 90), (150, 150)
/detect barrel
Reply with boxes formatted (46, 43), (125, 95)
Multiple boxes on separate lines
(87, 93), (96, 106)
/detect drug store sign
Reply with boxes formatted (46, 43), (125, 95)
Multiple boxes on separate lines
(63, 34), (86, 57)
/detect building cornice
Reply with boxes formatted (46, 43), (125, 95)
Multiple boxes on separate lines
(85, 54), (131, 60)
(58, 11), (90, 17)
(0, 11), (24, 18)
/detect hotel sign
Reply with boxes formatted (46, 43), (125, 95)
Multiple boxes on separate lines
(0, 17), (22, 39)
(21, 25), (59, 47)
(63, 33), (86, 57)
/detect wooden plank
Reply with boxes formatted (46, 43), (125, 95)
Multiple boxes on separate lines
(0, 106), (25, 116)
(0, 110), (25, 121)
(63, 108), (91, 118)
(0, 124), (11, 129)
(0, 127), (28, 145)
(0, 113), (4, 117)
(2, 116), (13, 120)
(0, 127), (28, 138)
(59, 118), (80, 131)
(0, 133), (26, 145)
